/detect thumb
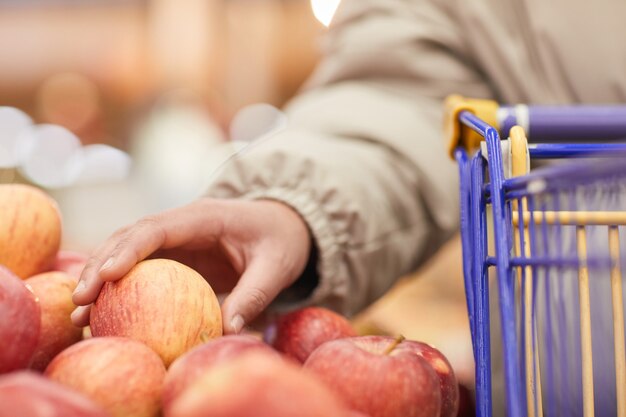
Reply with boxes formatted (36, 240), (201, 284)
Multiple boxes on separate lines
(220, 257), (290, 334)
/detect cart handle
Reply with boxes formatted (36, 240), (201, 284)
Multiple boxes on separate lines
(446, 95), (626, 157)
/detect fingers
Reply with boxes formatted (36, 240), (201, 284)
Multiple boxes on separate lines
(220, 255), (293, 334)
(70, 304), (92, 327)
(73, 201), (225, 307)
(72, 219), (164, 306)
(96, 217), (168, 282)
(72, 234), (126, 306)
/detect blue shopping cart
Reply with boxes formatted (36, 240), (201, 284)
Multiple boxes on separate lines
(447, 96), (626, 417)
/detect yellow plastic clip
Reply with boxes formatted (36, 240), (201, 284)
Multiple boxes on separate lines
(445, 95), (499, 158)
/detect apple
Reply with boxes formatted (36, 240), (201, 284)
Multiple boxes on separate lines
(400, 340), (460, 417)
(0, 371), (110, 417)
(52, 251), (88, 281)
(25, 271), (83, 371)
(264, 306), (357, 363)
(90, 259), (223, 366)
(45, 337), (166, 417)
(0, 265), (40, 373)
(304, 335), (441, 417)
(0, 184), (62, 279)
(167, 351), (351, 417)
(163, 334), (281, 412)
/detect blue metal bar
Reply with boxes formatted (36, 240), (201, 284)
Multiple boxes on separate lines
(517, 197), (529, 417)
(483, 123), (525, 417)
(527, 196), (541, 415)
(471, 152), (492, 417)
(529, 143), (626, 159)
(505, 157), (626, 193)
(539, 194), (557, 417)
(509, 257), (613, 269)
(460, 110), (495, 138)
(499, 105), (626, 142)
(455, 148), (476, 346)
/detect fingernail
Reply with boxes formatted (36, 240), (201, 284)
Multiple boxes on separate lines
(230, 315), (245, 334)
(71, 305), (86, 322)
(100, 258), (115, 271)
(73, 280), (86, 296)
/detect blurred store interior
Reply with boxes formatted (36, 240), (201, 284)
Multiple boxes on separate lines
(0, 0), (473, 389)
(0, 0), (325, 246)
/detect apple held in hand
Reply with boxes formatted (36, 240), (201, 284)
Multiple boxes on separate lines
(0, 266), (40, 374)
(163, 335), (281, 412)
(167, 351), (351, 417)
(0, 371), (110, 417)
(264, 306), (357, 363)
(304, 335), (441, 417)
(0, 184), (62, 279)
(90, 259), (222, 366)
(25, 271), (83, 371)
(45, 337), (166, 417)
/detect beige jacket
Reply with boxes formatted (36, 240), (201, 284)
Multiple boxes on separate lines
(206, 0), (626, 315)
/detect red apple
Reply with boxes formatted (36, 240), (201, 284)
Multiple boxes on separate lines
(0, 265), (40, 373)
(0, 184), (62, 279)
(90, 259), (222, 366)
(25, 271), (83, 371)
(304, 335), (441, 417)
(264, 306), (357, 363)
(45, 337), (166, 417)
(0, 371), (110, 417)
(400, 340), (460, 417)
(167, 351), (351, 417)
(163, 334), (281, 412)
(52, 251), (88, 281)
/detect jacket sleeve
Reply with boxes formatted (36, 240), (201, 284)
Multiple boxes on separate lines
(205, 0), (494, 316)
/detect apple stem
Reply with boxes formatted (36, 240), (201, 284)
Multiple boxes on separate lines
(200, 331), (211, 344)
(383, 335), (406, 355)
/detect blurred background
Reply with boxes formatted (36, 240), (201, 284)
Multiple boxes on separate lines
(0, 0), (328, 248)
(0, 0), (474, 395)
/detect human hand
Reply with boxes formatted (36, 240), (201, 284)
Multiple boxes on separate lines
(71, 198), (312, 334)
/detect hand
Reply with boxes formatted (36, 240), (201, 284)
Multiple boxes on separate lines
(71, 198), (312, 334)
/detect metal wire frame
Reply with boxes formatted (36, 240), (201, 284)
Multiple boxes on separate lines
(455, 111), (626, 417)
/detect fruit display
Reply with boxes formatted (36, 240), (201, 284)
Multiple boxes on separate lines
(0, 185), (464, 417)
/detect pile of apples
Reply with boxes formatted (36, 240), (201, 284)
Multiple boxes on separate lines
(0, 184), (463, 417)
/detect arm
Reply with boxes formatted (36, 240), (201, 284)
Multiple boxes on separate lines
(206, 0), (494, 315)
(72, 0), (494, 331)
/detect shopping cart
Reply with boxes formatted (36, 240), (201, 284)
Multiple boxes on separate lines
(446, 96), (626, 417)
